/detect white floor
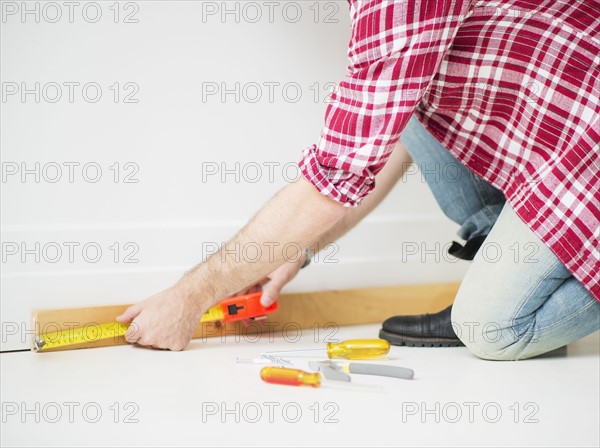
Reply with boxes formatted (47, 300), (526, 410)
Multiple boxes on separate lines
(1, 324), (598, 447)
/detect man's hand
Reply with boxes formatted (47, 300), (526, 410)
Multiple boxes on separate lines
(115, 284), (205, 351)
(117, 255), (304, 351)
(259, 253), (307, 307)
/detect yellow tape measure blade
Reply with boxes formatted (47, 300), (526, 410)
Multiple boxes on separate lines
(34, 322), (130, 352)
(35, 303), (225, 351)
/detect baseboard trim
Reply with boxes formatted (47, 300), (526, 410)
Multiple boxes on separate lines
(28, 283), (458, 352)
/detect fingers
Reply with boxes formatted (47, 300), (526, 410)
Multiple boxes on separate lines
(260, 275), (288, 307)
(125, 322), (188, 350)
(245, 284), (263, 295)
(124, 320), (141, 344)
(231, 288), (248, 297)
(115, 303), (142, 323)
(256, 278), (271, 288)
(260, 293), (275, 307)
(234, 278), (271, 297)
(115, 286), (201, 351)
(118, 304), (144, 344)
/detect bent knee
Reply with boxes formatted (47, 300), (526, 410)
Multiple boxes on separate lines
(451, 302), (532, 361)
(460, 339), (523, 361)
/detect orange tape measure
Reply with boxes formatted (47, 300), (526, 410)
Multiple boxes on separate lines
(34, 292), (277, 351)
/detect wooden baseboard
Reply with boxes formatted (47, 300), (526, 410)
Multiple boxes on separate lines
(32, 283), (458, 352)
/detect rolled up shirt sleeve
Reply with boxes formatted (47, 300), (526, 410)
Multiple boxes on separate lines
(298, 0), (469, 206)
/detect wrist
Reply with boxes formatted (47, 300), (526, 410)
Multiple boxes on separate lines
(175, 273), (213, 313)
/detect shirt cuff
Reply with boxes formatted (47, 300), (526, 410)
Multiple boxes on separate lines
(297, 144), (375, 208)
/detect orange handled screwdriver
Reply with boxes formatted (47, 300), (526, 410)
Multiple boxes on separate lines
(259, 366), (381, 391)
(263, 339), (390, 360)
(260, 367), (321, 388)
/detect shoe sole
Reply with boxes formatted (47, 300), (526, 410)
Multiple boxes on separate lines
(379, 329), (465, 347)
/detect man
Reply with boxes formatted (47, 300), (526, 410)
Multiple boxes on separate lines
(116, 0), (599, 359)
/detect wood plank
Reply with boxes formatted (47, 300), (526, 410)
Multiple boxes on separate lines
(32, 283), (458, 351)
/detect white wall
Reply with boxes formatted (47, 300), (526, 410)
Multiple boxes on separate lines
(1, 1), (466, 350)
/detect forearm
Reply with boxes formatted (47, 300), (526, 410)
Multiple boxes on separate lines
(115, 142), (412, 351)
(176, 141), (411, 309)
(311, 141), (413, 252)
(177, 176), (349, 309)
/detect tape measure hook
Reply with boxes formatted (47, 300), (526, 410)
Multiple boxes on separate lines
(33, 337), (46, 351)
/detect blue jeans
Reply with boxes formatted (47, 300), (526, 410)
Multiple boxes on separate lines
(400, 115), (600, 360)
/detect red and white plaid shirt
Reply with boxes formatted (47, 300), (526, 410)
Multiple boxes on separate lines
(298, 0), (600, 301)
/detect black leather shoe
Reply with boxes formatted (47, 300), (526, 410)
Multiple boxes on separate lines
(379, 305), (464, 347)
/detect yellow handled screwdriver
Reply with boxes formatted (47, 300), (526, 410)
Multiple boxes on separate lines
(263, 339), (390, 360)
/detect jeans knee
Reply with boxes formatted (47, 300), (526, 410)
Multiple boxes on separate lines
(451, 303), (524, 361)
(453, 304), (552, 360)
(462, 339), (521, 361)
